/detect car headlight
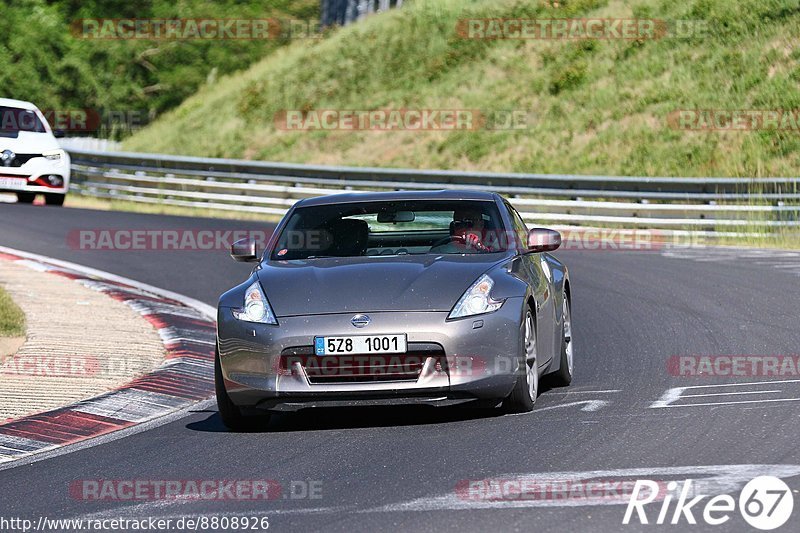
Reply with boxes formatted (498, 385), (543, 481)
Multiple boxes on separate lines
(42, 149), (64, 162)
(232, 281), (278, 325)
(448, 274), (505, 319)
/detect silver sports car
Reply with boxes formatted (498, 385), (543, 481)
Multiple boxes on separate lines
(216, 190), (572, 429)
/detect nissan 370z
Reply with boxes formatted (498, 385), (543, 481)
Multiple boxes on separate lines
(215, 191), (573, 429)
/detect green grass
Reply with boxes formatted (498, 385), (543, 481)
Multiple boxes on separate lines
(123, 0), (800, 177)
(0, 286), (25, 338)
(116, 0), (800, 247)
(2, 0), (318, 138)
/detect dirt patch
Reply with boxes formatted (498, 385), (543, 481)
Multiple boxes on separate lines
(0, 336), (25, 361)
(0, 259), (166, 420)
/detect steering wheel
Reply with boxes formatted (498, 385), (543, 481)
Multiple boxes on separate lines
(430, 235), (467, 249)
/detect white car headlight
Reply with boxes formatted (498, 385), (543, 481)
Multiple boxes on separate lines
(232, 281), (278, 325)
(42, 149), (64, 161)
(448, 274), (505, 319)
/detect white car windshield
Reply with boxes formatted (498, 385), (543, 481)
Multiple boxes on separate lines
(0, 106), (47, 138)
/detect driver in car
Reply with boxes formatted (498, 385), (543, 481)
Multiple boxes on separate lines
(447, 208), (495, 252)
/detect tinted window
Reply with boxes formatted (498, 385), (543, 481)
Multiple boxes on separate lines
(505, 201), (529, 245)
(0, 106), (47, 138)
(271, 200), (510, 260)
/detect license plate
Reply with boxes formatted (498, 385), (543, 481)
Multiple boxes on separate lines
(0, 177), (27, 190)
(314, 334), (407, 356)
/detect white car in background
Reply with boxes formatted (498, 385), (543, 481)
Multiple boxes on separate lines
(0, 97), (70, 206)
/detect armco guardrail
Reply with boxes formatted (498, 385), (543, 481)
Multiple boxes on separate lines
(67, 148), (800, 237)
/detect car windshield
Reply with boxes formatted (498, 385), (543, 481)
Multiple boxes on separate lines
(0, 106), (47, 138)
(270, 199), (514, 260)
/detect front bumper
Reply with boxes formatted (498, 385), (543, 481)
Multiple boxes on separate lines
(217, 297), (525, 411)
(0, 155), (70, 195)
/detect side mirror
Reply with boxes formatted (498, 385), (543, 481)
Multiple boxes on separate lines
(53, 129), (66, 139)
(527, 228), (561, 253)
(231, 238), (259, 262)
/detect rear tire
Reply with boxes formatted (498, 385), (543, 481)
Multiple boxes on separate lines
(503, 308), (538, 413)
(16, 192), (35, 204)
(549, 296), (574, 386)
(215, 347), (269, 431)
(44, 193), (65, 206)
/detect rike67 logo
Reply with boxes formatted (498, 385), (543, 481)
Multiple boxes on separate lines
(624, 476), (793, 530)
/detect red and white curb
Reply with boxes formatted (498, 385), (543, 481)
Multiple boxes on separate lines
(0, 247), (216, 464)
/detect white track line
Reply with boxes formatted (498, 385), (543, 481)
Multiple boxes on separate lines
(681, 390), (782, 398)
(0, 245), (215, 319)
(0, 245), (217, 471)
(657, 398), (800, 408)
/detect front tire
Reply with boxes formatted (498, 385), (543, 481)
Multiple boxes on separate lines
(503, 307), (538, 413)
(16, 192), (35, 203)
(215, 347), (269, 431)
(549, 296), (574, 386)
(44, 193), (65, 206)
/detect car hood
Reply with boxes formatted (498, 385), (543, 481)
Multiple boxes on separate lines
(257, 253), (513, 316)
(0, 131), (60, 153)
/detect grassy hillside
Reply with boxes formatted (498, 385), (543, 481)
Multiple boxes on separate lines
(1, 0), (317, 137)
(123, 0), (800, 177)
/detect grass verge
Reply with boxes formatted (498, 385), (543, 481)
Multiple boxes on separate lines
(0, 285), (25, 338)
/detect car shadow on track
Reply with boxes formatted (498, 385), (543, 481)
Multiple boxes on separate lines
(186, 382), (562, 433)
(186, 404), (507, 434)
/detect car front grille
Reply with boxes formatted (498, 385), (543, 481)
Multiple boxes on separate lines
(280, 343), (445, 384)
(1, 153), (40, 167)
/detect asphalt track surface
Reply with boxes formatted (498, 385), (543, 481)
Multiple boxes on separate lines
(1, 202), (800, 532)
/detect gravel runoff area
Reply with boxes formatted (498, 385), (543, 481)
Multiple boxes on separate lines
(0, 257), (166, 421)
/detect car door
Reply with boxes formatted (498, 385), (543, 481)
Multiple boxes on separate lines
(505, 201), (559, 368)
